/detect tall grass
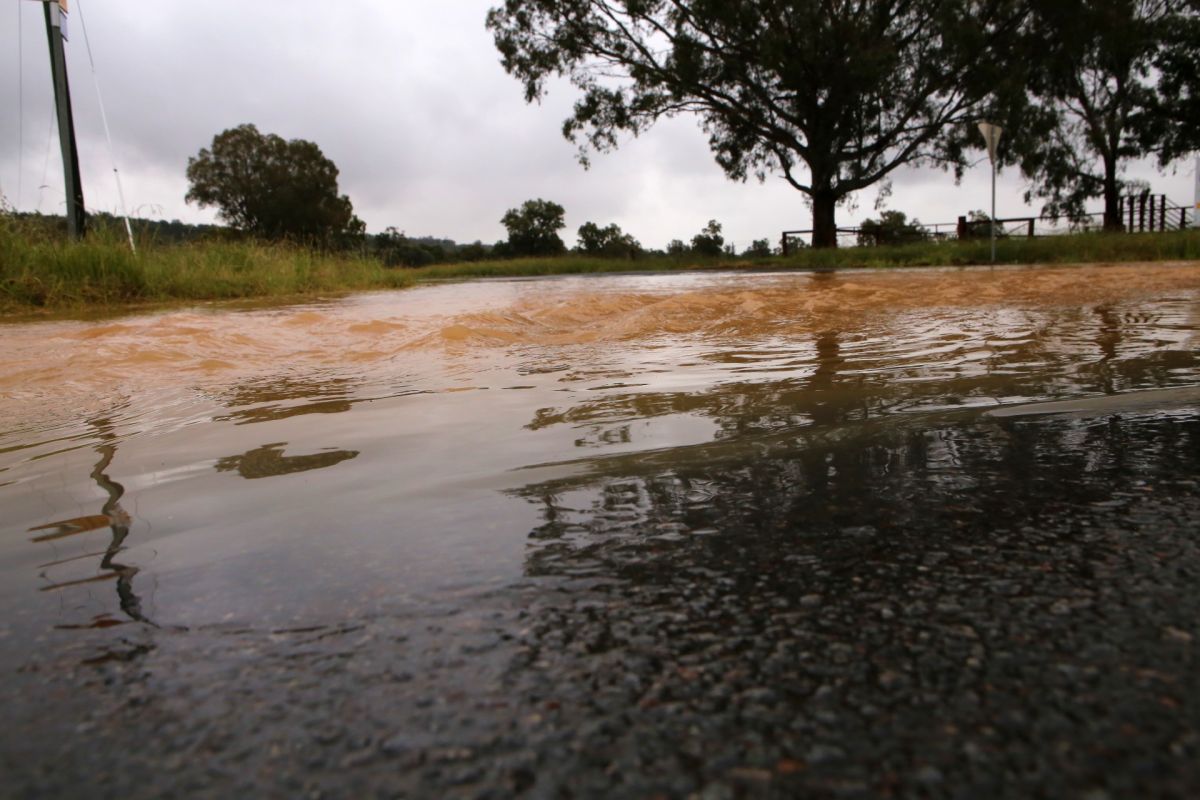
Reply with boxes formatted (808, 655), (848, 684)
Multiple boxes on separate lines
(0, 215), (413, 314)
(2, 212), (1198, 316)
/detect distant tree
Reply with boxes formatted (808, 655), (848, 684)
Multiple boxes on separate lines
(577, 221), (642, 258)
(691, 220), (725, 256)
(743, 239), (773, 258)
(666, 239), (689, 256)
(458, 241), (492, 262)
(501, 199), (567, 256)
(857, 211), (929, 246)
(373, 227), (445, 267)
(1009, 0), (1189, 228)
(488, 0), (1029, 248)
(185, 124), (363, 243)
(374, 227), (407, 266)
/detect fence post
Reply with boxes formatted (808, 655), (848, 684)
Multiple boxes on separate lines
(1129, 197), (1135, 232)
(1150, 195), (1157, 231)
(1139, 194), (1147, 232)
(781, 234), (788, 257)
(1027, 219), (1035, 238)
(1182, 208), (1188, 231)
(1161, 195), (1167, 232)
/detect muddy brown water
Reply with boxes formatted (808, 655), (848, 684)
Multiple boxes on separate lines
(1, 263), (1199, 665)
(5, 263), (1200, 795)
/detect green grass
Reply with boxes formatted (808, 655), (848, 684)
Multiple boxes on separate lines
(2, 213), (1198, 317)
(771, 228), (1200, 270)
(0, 217), (414, 315)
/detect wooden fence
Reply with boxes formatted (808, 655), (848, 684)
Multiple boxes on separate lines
(781, 193), (1193, 253)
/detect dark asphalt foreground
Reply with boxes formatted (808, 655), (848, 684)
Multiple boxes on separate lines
(4, 409), (1200, 799)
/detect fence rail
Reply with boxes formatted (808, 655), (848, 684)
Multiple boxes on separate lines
(781, 193), (1196, 253)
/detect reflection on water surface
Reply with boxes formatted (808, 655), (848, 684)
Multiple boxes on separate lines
(3, 264), (1200, 795)
(0, 263), (1198, 652)
(215, 442), (360, 480)
(26, 417), (152, 628)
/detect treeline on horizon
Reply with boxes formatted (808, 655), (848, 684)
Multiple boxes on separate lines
(190, 0), (1196, 256)
(9, 0), (1198, 261)
(8, 208), (782, 267)
(10, 210), (496, 266)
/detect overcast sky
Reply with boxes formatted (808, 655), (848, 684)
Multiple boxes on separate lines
(1, 1), (1195, 250)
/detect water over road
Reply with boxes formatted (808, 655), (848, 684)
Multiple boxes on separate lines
(2, 263), (1200, 798)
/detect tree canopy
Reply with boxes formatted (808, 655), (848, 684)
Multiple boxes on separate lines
(500, 199), (568, 256)
(488, 0), (1028, 247)
(185, 124), (363, 243)
(1149, 2), (1200, 165)
(1006, 0), (1193, 228)
(690, 219), (725, 256)
(577, 221), (642, 258)
(856, 210), (929, 246)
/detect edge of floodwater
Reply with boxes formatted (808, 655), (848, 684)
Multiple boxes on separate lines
(5, 256), (1200, 325)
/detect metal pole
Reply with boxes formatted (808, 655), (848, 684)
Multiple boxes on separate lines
(978, 122), (1002, 263)
(990, 161), (996, 263)
(1194, 156), (1200, 228)
(42, 1), (85, 239)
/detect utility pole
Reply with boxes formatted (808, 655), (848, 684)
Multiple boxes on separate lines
(40, 0), (86, 238)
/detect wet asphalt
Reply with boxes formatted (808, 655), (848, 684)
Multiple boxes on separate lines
(4, 409), (1200, 799)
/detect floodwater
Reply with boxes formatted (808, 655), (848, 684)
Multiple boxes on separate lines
(3, 263), (1200, 795)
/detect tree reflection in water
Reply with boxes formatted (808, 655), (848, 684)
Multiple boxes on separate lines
(215, 443), (359, 480)
(506, 394), (1200, 794)
(499, 321), (1200, 796)
(214, 376), (359, 426)
(517, 321), (1200, 582)
(518, 410), (1199, 578)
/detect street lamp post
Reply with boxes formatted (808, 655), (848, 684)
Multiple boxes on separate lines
(978, 122), (1003, 263)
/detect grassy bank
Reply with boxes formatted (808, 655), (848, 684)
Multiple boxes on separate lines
(0, 220), (415, 314)
(3, 215), (1199, 316)
(773, 228), (1200, 270)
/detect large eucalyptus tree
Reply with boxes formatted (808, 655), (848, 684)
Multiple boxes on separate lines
(488, 0), (1028, 247)
(1010, 0), (1194, 228)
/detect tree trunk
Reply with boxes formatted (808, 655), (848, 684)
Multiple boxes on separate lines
(811, 190), (839, 249)
(1102, 157), (1122, 231)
